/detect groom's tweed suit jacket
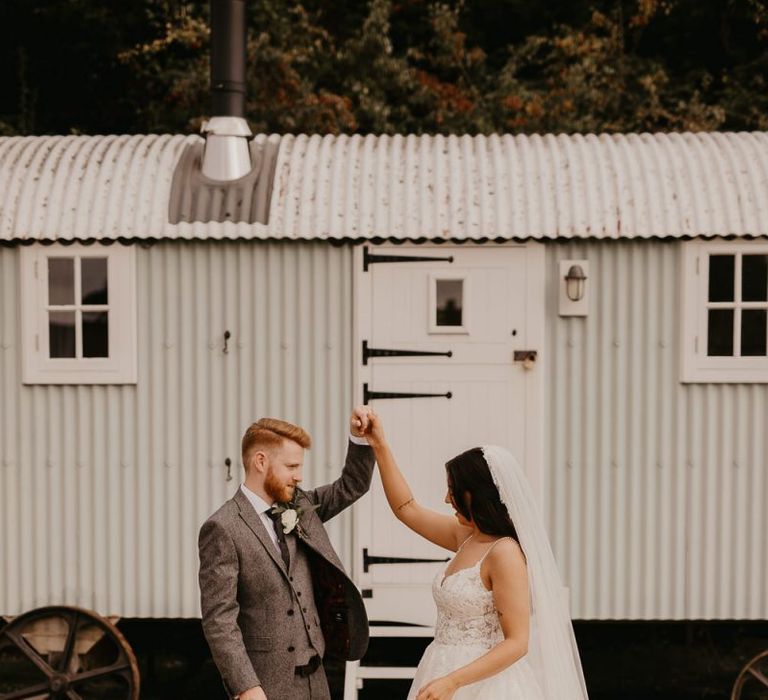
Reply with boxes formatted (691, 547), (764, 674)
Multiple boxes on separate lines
(199, 442), (374, 698)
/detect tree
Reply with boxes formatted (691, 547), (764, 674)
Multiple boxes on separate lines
(3, 0), (768, 135)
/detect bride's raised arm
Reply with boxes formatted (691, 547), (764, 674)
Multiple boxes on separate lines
(364, 412), (471, 552)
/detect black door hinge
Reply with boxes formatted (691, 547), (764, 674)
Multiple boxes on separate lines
(363, 245), (454, 272)
(363, 340), (452, 365)
(363, 548), (451, 573)
(364, 383), (452, 403)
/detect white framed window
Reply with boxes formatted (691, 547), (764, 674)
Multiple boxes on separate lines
(428, 273), (469, 334)
(681, 239), (768, 383)
(21, 243), (137, 384)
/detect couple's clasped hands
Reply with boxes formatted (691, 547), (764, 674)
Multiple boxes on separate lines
(349, 405), (385, 447)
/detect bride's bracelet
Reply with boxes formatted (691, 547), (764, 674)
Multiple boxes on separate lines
(395, 497), (415, 513)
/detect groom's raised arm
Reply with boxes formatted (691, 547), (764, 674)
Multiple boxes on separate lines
(306, 438), (374, 522)
(198, 518), (260, 697)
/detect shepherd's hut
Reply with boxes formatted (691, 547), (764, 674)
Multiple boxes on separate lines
(1, 2), (767, 698)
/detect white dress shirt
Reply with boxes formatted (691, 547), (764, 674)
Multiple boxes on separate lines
(240, 483), (281, 551)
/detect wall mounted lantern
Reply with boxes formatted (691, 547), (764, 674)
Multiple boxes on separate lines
(559, 260), (590, 317)
(565, 264), (587, 302)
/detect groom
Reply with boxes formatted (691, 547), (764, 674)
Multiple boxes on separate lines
(199, 407), (374, 699)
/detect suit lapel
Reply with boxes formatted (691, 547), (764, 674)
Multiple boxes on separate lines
(233, 489), (289, 576)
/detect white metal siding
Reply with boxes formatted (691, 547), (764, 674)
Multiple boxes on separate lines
(0, 241), (355, 617)
(3, 132), (768, 242)
(546, 241), (768, 619)
(3, 238), (767, 621)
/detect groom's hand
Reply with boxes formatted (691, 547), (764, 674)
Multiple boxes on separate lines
(350, 405), (373, 440)
(237, 686), (267, 700)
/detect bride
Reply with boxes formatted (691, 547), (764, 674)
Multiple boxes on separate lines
(362, 411), (589, 700)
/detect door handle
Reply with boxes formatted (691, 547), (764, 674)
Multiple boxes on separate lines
(513, 350), (537, 369)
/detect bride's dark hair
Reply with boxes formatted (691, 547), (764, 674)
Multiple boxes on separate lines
(446, 447), (519, 541)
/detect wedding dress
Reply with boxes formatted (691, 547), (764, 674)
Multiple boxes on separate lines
(407, 541), (545, 699)
(407, 445), (589, 700)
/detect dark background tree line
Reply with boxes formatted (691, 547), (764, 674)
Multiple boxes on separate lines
(2, 0), (768, 136)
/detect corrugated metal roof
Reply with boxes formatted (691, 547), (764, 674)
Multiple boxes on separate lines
(168, 139), (279, 225)
(2, 132), (768, 242)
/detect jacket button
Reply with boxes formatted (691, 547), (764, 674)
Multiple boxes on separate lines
(288, 646), (295, 652)
(287, 610), (294, 616)
(302, 607), (307, 613)
(297, 591), (302, 597)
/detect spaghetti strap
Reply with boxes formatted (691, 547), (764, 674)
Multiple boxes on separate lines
(456, 534), (474, 552)
(478, 536), (510, 565)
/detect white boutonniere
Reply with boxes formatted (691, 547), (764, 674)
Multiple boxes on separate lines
(280, 508), (298, 533)
(270, 499), (319, 538)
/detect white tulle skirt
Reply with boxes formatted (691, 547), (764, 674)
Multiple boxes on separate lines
(407, 641), (546, 700)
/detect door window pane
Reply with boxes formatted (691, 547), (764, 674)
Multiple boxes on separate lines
(707, 309), (734, 356)
(742, 255), (768, 302)
(83, 312), (109, 357)
(49, 311), (76, 358)
(708, 255), (735, 302)
(741, 309), (767, 356)
(48, 258), (74, 305)
(81, 258), (108, 305)
(436, 280), (463, 326)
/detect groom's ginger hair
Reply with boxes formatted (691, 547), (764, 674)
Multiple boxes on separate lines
(241, 418), (312, 470)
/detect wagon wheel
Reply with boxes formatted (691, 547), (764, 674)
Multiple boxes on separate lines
(731, 649), (768, 700)
(0, 605), (139, 700)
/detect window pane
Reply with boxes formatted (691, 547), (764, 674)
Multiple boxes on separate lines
(436, 279), (463, 326)
(741, 309), (767, 356)
(82, 312), (109, 358)
(49, 311), (76, 358)
(742, 255), (768, 302)
(48, 258), (74, 305)
(81, 257), (108, 305)
(708, 255), (734, 302)
(707, 309), (734, 356)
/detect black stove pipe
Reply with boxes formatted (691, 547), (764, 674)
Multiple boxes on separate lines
(211, 0), (246, 117)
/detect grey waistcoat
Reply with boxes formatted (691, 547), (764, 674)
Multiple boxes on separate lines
(285, 531), (324, 664)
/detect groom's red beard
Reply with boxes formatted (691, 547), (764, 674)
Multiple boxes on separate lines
(264, 467), (295, 503)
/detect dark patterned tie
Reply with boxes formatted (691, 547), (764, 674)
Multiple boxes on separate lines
(267, 509), (291, 570)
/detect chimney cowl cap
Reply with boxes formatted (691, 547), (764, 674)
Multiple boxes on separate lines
(201, 116), (252, 138)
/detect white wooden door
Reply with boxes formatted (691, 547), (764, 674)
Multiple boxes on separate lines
(353, 243), (545, 626)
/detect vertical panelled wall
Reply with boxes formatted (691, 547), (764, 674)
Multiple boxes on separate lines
(545, 240), (768, 620)
(0, 241), (355, 618)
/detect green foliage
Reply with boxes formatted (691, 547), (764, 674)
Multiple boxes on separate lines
(489, 9), (728, 133)
(3, 0), (768, 135)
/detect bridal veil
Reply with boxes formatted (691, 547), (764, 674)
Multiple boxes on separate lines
(481, 445), (590, 700)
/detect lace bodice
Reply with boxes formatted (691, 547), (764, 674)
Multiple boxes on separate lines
(432, 557), (503, 648)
